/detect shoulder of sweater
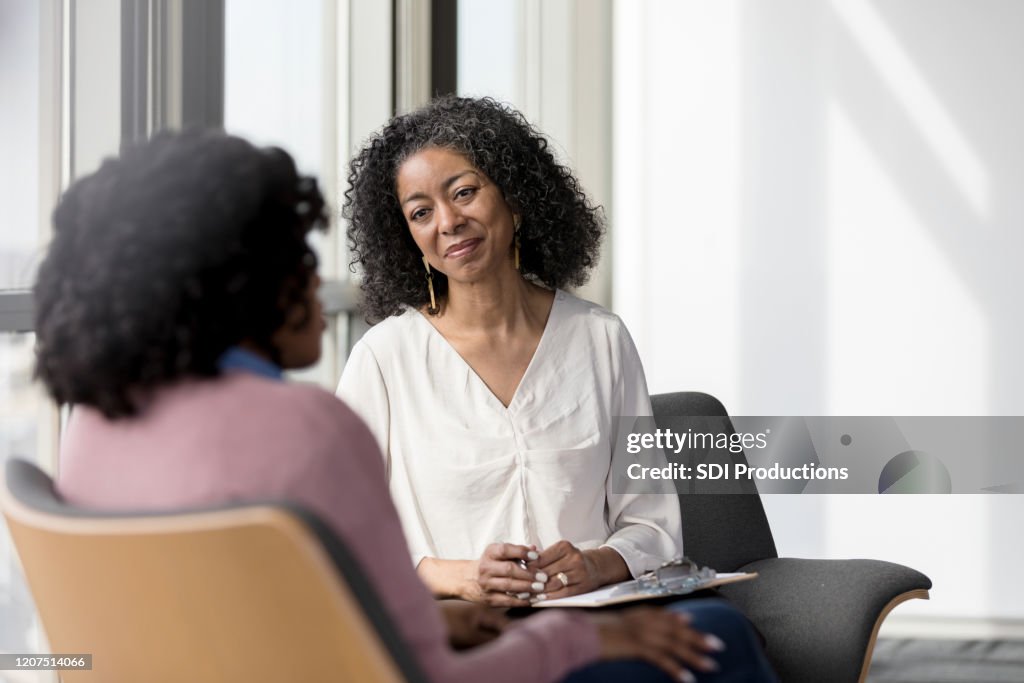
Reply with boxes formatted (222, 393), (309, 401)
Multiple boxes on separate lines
(177, 375), (388, 494)
(217, 373), (369, 437)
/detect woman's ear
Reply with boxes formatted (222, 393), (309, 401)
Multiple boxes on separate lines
(502, 192), (521, 218)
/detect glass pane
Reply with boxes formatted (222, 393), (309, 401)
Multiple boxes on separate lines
(225, 0), (354, 389)
(0, 1), (59, 675)
(458, 0), (522, 105)
(224, 0), (325, 179)
(223, 0), (332, 270)
(1, 333), (52, 678)
(0, 0), (45, 290)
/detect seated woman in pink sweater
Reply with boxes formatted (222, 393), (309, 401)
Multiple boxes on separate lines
(34, 130), (774, 683)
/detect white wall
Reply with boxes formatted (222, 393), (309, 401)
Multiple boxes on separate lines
(613, 0), (1024, 628)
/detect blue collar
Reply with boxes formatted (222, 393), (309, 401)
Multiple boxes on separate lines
(218, 346), (283, 381)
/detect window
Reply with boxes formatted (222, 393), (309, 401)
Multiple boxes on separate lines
(0, 0), (393, 667)
(1, 0), (62, 674)
(223, 0), (358, 389)
(0, 0), (612, 663)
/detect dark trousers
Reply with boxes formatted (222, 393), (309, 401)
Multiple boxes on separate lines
(561, 598), (779, 683)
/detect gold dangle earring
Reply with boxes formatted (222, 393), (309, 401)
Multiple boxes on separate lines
(423, 256), (438, 314)
(513, 217), (522, 271)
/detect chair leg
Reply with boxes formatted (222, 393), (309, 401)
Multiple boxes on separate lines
(857, 589), (931, 683)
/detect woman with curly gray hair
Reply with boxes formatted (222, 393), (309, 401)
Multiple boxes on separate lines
(337, 98), (777, 682)
(339, 91), (677, 576)
(340, 95), (682, 603)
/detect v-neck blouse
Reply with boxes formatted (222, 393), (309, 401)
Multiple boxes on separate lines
(337, 289), (682, 576)
(411, 293), (555, 412)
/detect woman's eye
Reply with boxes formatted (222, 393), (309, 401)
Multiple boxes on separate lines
(454, 187), (476, 200)
(410, 208), (429, 221)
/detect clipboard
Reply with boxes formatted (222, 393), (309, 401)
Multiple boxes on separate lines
(533, 558), (758, 608)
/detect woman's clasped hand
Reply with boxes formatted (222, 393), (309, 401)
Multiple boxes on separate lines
(464, 541), (630, 606)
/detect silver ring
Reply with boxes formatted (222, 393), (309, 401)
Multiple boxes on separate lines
(556, 571), (569, 588)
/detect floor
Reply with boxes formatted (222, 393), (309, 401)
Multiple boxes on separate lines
(868, 638), (1024, 683)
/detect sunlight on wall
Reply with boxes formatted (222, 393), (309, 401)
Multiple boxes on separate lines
(613, 0), (1023, 625)
(825, 101), (988, 415)
(830, 0), (990, 219)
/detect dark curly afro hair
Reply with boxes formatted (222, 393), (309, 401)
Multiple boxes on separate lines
(33, 128), (327, 419)
(344, 95), (604, 322)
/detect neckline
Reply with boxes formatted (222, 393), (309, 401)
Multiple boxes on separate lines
(411, 289), (563, 411)
(217, 346), (283, 381)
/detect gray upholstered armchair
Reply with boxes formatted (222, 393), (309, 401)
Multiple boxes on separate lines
(651, 392), (932, 683)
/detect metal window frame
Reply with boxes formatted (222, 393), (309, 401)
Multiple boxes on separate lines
(0, 0), (65, 335)
(1, 0), (464, 341)
(0, 292), (35, 334)
(121, 0), (225, 143)
(2, 1), (403, 363)
(394, 0), (457, 108)
(430, 0), (457, 97)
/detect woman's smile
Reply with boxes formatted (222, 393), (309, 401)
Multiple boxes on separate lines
(445, 238), (483, 259)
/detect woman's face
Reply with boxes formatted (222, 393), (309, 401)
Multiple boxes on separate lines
(396, 146), (517, 284)
(271, 271), (325, 369)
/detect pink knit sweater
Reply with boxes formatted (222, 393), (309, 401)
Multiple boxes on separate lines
(58, 371), (600, 683)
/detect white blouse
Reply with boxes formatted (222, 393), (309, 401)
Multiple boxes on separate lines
(336, 289), (682, 577)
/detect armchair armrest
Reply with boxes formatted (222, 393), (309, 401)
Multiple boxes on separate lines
(719, 558), (931, 683)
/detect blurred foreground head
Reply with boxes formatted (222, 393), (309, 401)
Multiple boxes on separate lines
(34, 129), (328, 419)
